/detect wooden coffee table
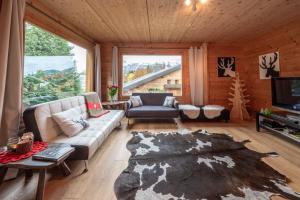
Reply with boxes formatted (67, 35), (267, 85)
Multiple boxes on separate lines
(0, 143), (75, 200)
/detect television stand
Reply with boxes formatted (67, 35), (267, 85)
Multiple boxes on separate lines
(256, 112), (300, 146)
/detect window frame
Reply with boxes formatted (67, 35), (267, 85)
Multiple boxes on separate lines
(118, 48), (189, 101)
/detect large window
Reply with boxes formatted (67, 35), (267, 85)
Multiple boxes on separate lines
(23, 23), (87, 106)
(122, 55), (182, 96)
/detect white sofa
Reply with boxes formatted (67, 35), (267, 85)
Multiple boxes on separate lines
(23, 96), (124, 161)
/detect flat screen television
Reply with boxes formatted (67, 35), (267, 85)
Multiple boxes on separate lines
(272, 77), (300, 114)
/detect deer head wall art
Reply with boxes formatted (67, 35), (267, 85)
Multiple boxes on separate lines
(217, 57), (236, 77)
(259, 52), (280, 79)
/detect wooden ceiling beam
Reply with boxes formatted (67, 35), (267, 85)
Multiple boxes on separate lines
(25, 0), (95, 47)
(83, 0), (122, 43)
(25, 0), (300, 43)
(145, 0), (152, 43)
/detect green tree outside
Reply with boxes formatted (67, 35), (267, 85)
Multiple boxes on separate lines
(25, 23), (73, 56)
(24, 23), (82, 106)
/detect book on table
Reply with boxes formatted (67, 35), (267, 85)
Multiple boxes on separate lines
(33, 143), (73, 162)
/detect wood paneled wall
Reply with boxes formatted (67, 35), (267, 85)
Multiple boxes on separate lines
(100, 21), (300, 114)
(207, 44), (244, 108)
(206, 21), (300, 113)
(100, 42), (244, 106)
(101, 43), (114, 101)
(242, 21), (300, 113)
(25, 2), (95, 49)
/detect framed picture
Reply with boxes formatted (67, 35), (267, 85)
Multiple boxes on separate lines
(259, 52), (280, 79)
(217, 57), (236, 77)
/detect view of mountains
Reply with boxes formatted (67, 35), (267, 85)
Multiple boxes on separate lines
(123, 62), (178, 75)
(24, 56), (75, 75)
(122, 55), (181, 75)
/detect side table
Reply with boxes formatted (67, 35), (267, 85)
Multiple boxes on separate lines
(0, 143), (74, 200)
(102, 101), (127, 110)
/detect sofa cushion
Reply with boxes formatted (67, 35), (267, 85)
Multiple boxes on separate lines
(163, 96), (176, 108)
(52, 107), (88, 137)
(33, 96), (88, 142)
(132, 93), (173, 106)
(84, 92), (106, 117)
(51, 110), (125, 160)
(127, 106), (178, 118)
(130, 96), (143, 107)
(51, 134), (99, 160)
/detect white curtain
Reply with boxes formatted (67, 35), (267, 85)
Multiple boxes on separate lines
(112, 46), (118, 100)
(189, 43), (208, 106)
(0, 0), (25, 145)
(112, 46), (118, 86)
(94, 44), (101, 99)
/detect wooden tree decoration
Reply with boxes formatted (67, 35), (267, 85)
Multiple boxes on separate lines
(228, 72), (250, 120)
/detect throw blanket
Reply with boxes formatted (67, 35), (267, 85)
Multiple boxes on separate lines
(84, 92), (109, 117)
(203, 105), (225, 119)
(179, 104), (200, 119)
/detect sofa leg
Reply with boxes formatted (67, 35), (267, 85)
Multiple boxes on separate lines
(118, 121), (122, 127)
(127, 118), (130, 125)
(82, 160), (88, 174)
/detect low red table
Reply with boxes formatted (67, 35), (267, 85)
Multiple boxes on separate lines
(0, 143), (74, 200)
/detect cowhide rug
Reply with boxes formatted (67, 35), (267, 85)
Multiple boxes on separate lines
(114, 129), (300, 200)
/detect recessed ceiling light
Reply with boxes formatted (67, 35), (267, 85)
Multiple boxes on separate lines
(185, 0), (191, 6)
(200, 0), (208, 4)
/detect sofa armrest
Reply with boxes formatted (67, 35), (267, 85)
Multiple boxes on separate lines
(125, 100), (132, 111)
(173, 100), (179, 109)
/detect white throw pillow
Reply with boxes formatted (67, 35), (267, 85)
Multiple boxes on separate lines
(163, 96), (176, 108)
(52, 107), (89, 137)
(130, 96), (143, 107)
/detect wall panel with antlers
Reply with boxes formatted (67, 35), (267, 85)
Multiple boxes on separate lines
(217, 57), (236, 77)
(259, 51), (280, 79)
(207, 44), (244, 107)
(243, 21), (300, 113)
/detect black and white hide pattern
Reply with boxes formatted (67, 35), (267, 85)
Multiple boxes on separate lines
(217, 57), (236, 77)
(259, 52), (280, 79)
(114, 129), (300, 200)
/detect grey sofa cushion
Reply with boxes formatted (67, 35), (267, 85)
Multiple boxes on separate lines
(163, 96), (176, 107)
(127, 106), (178, 118)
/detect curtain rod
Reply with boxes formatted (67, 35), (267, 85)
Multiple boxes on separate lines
(26, 2), (95, 44)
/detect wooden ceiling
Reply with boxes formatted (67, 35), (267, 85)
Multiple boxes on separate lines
(27, 0), (300, 43)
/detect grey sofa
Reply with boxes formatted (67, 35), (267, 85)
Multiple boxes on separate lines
(23, 96), (124, 163)
(125, 93), (179, 122)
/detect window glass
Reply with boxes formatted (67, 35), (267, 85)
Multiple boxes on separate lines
(23, 23), (87, 106)
(122, 55), (182, 96)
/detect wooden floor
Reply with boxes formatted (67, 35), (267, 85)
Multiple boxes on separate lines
(1, 119), (300, 200)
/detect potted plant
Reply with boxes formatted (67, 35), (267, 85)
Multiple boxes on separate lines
(108, 85), (118, 102)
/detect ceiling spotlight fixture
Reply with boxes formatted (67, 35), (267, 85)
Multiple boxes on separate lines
(185, 0), (208, 12)
(185, 0), (191, 6)
(192, 3), (197, 12)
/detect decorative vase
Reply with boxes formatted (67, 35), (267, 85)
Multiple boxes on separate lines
(108, 85), (118, 102)
(109, 94), (117, 102)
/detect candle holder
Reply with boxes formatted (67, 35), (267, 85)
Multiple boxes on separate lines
(7, 137), (20, 152)
(16, 132), (34, 154)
